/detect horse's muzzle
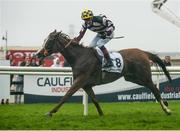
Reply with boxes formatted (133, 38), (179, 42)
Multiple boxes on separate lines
(44, 49), (49, 56)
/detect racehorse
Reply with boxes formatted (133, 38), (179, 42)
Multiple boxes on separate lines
(35, 30), (172, 117)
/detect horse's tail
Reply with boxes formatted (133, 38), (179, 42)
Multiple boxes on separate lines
(145, 51), (172, 83)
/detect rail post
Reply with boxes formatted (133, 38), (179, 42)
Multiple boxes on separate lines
(83, 92), (88, 116)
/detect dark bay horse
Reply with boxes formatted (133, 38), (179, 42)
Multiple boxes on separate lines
(35, 30), (172, 116)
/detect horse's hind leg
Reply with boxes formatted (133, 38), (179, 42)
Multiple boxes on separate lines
(83, 86), (104, 116)
(124, 75), (171, 115)
(145, 81), (171, 115)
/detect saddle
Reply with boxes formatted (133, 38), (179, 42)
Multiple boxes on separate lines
(95, 47), (124, 73)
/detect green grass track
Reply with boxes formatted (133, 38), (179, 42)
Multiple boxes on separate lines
(0, 101), (180, 130)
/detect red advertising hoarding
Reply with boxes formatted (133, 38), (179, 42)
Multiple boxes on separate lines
(6, 50), (64, 67)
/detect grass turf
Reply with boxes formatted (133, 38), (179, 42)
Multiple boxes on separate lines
(0, 101), (180, 130)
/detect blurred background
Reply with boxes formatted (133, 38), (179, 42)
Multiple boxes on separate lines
(0, 0), (180, 52)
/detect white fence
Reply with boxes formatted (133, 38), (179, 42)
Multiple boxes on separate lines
(151, 66), (180, 75)
(1, 66), (180, 75)
(0, 66), (180, 116)
(0, 66), (72, 75)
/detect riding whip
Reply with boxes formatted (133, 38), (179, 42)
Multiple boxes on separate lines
(112, 36), (125, 39)
(106, 36), (125, 39)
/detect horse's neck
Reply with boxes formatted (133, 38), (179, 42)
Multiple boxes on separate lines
(61, 45), (92, 67)
(60, 49), (76, 67)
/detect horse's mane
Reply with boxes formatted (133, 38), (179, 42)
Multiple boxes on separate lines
(58, 31), (92, 49)
(72, 42), (90, 49)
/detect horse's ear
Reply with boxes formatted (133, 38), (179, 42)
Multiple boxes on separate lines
(54, 29), (57, 33)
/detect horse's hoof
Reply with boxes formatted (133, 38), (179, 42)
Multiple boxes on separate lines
(45, 112), (53, 117)
(99, 112), (104, 116)
(163, 101), (169, 107)
(165, 109), (172, 115)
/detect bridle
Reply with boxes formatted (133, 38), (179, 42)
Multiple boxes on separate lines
(42, 32), (73, 56)
(65, 39), (73, 48)
(56, 33), (73, 51)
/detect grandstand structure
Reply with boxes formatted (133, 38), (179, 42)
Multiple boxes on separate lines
(152, 0), (180, 28)
(0, 46), (180, 65)
(151, 0), (180, 65)
(0, 46), (65, 67)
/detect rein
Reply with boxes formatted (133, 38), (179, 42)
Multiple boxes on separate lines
(65, 39), (73, 48)
(55, 34), (73, 53)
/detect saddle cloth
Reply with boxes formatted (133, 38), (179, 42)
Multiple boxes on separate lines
(95, 47), (124, 73)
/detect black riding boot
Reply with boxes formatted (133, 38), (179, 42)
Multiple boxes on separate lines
(100, 46), (113, 68)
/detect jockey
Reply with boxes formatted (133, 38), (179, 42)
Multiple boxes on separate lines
(74, 9), (115, 68)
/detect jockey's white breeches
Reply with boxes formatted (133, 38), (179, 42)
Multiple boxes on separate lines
(89, 32), (114, 48)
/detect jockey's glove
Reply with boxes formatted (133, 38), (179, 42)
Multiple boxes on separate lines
(106, 30), (112, 36)
(100, 33), (107, 39)
(73, 37), (80, 43)
(100, 30), (112, 39)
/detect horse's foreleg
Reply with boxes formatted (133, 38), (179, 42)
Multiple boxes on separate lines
(83, 86), (104, 116)
(46, 74), (87, 117)
(159, 99), (171, 115)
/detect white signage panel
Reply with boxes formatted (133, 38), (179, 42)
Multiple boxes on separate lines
(24, 75), (84, 96)
(24, 74), (141, 97)
(0, 60), (10, 100)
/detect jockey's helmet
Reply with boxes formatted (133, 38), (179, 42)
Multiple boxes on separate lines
(81, 9), (93, 20)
